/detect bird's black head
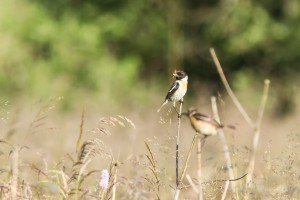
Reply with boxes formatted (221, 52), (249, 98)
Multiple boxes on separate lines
(173, 70), (187, 80)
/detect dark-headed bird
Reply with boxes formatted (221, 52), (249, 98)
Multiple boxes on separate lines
(157, 70), (188, 113)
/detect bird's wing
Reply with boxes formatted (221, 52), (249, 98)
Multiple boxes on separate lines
(193, 113), (223, 128)
(165, 81), (179, 100)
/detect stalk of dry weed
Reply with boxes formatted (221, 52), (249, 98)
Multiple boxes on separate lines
(196, 138), (204, 200)
(179, 134), (197, 184)
(221, 180), (230, 200)
(144, 142), (161, 199)
(111, 163), (118, 200)
(76, 109), (85, 154)
(210, 48), (270, 196)
(10, 146), (19, 200)
(174, 100), (183, 200)
(178, 134), (207, 199)
(246, 80), (270, 186)
(75, 159), (92, 200)
(211, 96), (237, 197)
(176, 101), (183, 187)
(178, 134), (206, 199)
(186, 174), (198, 193)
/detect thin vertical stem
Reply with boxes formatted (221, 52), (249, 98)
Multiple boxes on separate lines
(211, 96), (237, 196)
(11, 146), (19, 200)
(210, 48), (271, 197)
(112, 168), (117, 200)
(197, 138), (204, 200)
(246, 79), (270, 186)
(112, 154), (120, 200)
(100, 190), (105, 200)
(221, 180), (230, 200)
(176, 100), (183, 187)
(180, 135), (197, 183)
(76, 109), (85, 153)
(186, 174), (198, 193)
(174, 190), (180, 200)
(174, 100), (183, 200)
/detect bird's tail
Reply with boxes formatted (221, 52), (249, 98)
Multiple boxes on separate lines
(225, 124), (236, 130)
(157, 100), (168, 112)
(218, 123), (236, 130)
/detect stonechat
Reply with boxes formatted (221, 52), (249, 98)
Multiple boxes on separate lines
(182, 107), (235, 137)
(157, 70), (188, 113)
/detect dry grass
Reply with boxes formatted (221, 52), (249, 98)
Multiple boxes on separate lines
(0, 61), (299, 199)
(0, 96), (298, 199)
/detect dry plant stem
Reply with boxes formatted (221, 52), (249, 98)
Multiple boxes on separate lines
(11, 146), (19, 200)
(100, 189), (105, 200)
(145, 142), (160, 199)
(210, 48), (271, 194)
(112, 166), (118, 200)
(112, 153), (121, 200)
(221, 180), (230, 200)
(186, 174), (198, 193)
(179, 134), (197, 184)
(174, 190), (180, 200)
(197, 138), (204, 200)
(210, 48), (254, 128)
(76, 109), (85, 153)
(211, 96), (237, 196)
(75, 159), (91, 200)
(176, 100), (183, 187)
(246, 80), (270, 186)
(173, 99), (183, 200)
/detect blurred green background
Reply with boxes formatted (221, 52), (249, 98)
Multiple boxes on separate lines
(0, 0), (299, 115)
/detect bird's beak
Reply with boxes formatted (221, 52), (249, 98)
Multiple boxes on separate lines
(172, 70), (178, 78)
(181, 112), (188, 116)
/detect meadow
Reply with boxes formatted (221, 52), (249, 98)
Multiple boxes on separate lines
(0, 55), (299, 199)
(1, 1), (300, 199)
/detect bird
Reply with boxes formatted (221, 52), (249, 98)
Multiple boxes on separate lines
(182, 107), (235, 137)
(157, 70), (188, 114)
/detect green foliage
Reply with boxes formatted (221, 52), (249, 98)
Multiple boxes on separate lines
(0, 1), (147, 108)
(204, 0), (300, 77)
(0, 0), (300, 114)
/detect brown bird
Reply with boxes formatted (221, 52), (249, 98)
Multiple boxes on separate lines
(183, 107), (235, 137)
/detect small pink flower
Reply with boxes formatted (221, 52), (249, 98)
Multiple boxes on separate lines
(100, 169), (110, 190)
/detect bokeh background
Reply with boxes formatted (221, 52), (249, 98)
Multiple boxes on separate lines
(1, 0), (300, 114)
(0, 0), (300, 199)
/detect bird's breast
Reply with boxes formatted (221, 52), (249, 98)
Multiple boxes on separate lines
(169, 81), (187, 102)
(190, 117), (218, 136)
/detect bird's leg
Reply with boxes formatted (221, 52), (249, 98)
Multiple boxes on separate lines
(172, 102), (181, 118)
(173, 105), (180, 118)
(174, 99), (184, 118)
(179, 98), (184, 104)
(201, 135), (208, 148)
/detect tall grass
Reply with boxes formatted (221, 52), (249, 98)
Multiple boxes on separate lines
(0, 100), (138, 199)
(0, 74), (299, 200)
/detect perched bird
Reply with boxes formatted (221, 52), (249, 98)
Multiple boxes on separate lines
(183, 107), (235, 137)
(157, 70), (188, 113)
